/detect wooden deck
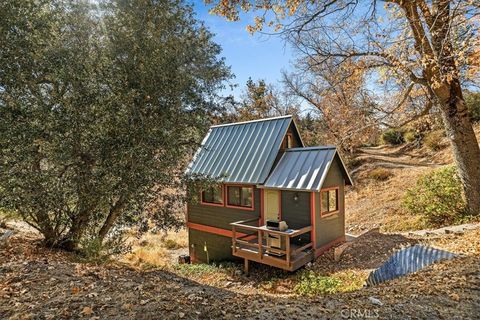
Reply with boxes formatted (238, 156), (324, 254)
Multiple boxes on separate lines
(231, 218), (314, 272)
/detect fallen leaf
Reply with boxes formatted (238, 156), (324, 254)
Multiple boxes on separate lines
(450, 293), (460, 301)
(81, 306), (93, 315)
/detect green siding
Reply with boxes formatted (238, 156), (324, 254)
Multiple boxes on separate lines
(281, 191), (311, 245)
(315, 155), (345, 248)
(187, 185), (260, 262)
(188, 229), (238, 263)
(187, 187), (261, 230)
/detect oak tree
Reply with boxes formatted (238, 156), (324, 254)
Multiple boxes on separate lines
(0, 0), (230, 250)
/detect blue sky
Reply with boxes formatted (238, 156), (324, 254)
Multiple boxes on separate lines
(191, 1), (294, 99)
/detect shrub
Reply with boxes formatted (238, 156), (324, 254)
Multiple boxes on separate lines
(465, 91), (480, 122)
(294, 272), (342, 295)
(403, 130), (418, 143)
(381, 128), (405, 145)
(402, 166), (466, 227)
(367, 168), (393, 181)
(162, 239), (183, 250)
(423, 130), (445, 151)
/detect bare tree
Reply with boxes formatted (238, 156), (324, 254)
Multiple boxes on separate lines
(207, 0), (480, 214)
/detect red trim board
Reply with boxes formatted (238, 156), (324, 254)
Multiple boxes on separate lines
(310, 192), (317, 249)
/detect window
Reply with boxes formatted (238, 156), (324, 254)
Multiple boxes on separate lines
(287, 134), (293, 148)
(321, 188), (338, 216)
(226, 186), (253, 209)
(281, 133), (293, 149)
(201, 185), (223, 206)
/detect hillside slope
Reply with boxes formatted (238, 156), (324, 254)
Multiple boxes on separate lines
(1, 227), (479, 319)
(345, 125), (480, 234)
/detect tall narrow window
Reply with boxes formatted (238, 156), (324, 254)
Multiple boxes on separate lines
(201, 185), (223, 206)
(320, 188), (338, 216)
(287, 134), (293, 148)
(281, 133), (293, 149)
(226, 186), (253, 209)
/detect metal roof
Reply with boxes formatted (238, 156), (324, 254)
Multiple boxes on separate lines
(261, 146), (353, 191)
(185, 115), (296, 184)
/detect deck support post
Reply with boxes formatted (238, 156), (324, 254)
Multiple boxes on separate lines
(258, 230), (262, 260)
(244, 258), (249, 274)
(286, 235), (291, 267)
(232, 226), (236, 254)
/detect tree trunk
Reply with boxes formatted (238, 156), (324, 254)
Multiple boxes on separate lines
(59, 209), (90, 251)
(98, 200), (125, 242)
(437, 82), (480, 215)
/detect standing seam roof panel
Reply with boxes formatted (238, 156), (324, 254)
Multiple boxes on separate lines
(185, 116), (293, 184)
(231, 121), (263, 182)
(262, 147), (339, 191)
(208, 124), (247, 179)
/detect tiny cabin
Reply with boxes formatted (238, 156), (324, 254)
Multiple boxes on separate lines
(185, 115), (352, 272)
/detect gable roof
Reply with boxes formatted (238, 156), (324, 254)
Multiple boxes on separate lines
(261, 146), (353, 191)
(185, 115), (303, 184)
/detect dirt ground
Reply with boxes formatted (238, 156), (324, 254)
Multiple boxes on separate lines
(1, 225), (478, 319)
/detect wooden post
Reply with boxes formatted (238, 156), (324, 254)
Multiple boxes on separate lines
(258, 229), (262, 259)
(244, 258), (249, 274)
(232, 226), (236, 254)
(286, 235), (291, 267)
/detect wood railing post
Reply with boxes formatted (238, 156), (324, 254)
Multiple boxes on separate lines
(286, 235), (291, 267)
(258, 230), (262, 259)
(232, 226), (236, 254)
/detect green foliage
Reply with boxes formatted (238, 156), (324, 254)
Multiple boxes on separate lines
(78, 227), (131, 263)
(78, 237), (108, 263)
(403, 166), (466, 226)
(465, 91), (480, 122)
(0, 208), (20, 221)
(424, 130), (446, 151)
(381, 128), (405, 145)
(162, 239), (183, 250)
(403, 130), (418, 143)
(173, 262), (238, 276)
(0, 0), (230, 251)
(294, 271), (342, 295)
(367, 168), (393, 181)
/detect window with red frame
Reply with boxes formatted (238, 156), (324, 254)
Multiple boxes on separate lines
(321, 188), (338, 216)
(227, 186), (253, 208)
(201, 185), (223, 205)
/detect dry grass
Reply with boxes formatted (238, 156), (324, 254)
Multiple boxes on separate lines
(346, 124), (480, 234)
(123, 229), (188, 268)
(366, 168), (394, 181)
(424, 129), (447, 151)
(346, 167), (433, 234)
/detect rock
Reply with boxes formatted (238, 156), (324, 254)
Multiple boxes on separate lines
(0, 230), (14, 248)
(368, 297), (383, 306)
(179, 312), (185, 318)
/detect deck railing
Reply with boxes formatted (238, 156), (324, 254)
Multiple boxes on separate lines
(230, 218), (312, 270)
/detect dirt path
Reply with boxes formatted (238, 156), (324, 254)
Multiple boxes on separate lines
(351, 145), (445, 176)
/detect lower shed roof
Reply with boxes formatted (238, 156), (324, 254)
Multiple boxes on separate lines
(261, 146), (353, 192)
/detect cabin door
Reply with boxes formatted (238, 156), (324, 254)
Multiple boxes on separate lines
(264, 190), (281, 222)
